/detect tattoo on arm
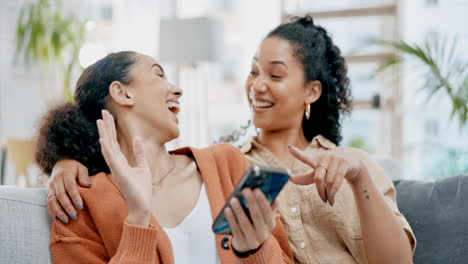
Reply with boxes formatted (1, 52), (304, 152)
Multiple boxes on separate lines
(364, 189), (370, 200)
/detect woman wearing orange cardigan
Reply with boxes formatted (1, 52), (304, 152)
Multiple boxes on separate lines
(35, 51), (293, 263)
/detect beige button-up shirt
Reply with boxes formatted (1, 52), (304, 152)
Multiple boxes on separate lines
(241, 135), (416, 264)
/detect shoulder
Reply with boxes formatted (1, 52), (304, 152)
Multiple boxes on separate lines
(201, 143), (250, 185)
(77, 172), (127, 223)
(202, 143), (246, 162)
(53, 172), (126, 239)
(78, 172), (122, 199)
(332, 145), (372, 159)
(51, 172), (127, 259)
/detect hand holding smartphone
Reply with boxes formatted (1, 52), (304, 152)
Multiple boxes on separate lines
(212, 165), (291, 235)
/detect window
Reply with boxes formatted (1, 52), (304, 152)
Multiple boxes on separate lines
(424, 119), (439, 137)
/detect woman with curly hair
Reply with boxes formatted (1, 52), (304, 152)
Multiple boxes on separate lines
(35, 51), (293, 263)
(44, 16), (415, 263)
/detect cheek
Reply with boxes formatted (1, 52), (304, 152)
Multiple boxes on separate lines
(276, 82), (306, 111)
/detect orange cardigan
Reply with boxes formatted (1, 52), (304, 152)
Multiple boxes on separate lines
(50, 144), (293, 263)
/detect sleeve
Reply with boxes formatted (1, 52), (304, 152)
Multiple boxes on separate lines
(338, 148), (417, 256)
(51, 216), (162, 263)
(214, 144), (294, 264)
(367, 157), (417, 253)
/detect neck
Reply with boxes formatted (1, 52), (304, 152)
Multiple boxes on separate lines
(257, 126), (310, 166)
(116, 117), (174, 182)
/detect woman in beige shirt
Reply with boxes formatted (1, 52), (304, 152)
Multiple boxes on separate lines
(45, 16), (415, 263)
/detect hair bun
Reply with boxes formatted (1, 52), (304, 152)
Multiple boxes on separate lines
(35, 102), (107, 175)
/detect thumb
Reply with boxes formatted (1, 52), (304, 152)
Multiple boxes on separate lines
(133, 136), (147, 168)
(290, 171), (316, 185)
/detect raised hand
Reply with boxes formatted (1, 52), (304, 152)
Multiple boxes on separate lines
(97, 110), (152, 226)
(288, 145), (363, 206)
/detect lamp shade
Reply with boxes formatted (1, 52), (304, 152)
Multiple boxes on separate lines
(159, 17), (224, 64)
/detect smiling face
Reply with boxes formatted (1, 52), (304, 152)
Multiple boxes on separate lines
(109, 54), (183, 142)
(245, 36), (320, 132)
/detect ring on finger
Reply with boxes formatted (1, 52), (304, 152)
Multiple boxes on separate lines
(47, 193), (57, 200)
(316, 165), (327, 172)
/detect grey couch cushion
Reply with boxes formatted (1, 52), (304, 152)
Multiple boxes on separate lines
(394, 175), (468, 264)
(0, 186), (52, 264)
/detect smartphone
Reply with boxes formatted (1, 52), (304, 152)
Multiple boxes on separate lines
(212, 165), (291, 235)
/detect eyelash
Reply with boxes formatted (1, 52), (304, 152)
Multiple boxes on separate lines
(156, 73), (165, 78)
(249, 70), (282, 79)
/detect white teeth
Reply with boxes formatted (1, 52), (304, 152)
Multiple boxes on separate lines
(252, 100), (273, 108)
(167, 102), (180, 114)
(167, 102), (179, 109)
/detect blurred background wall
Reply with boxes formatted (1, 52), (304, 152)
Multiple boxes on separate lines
(0, 0), (467, 185)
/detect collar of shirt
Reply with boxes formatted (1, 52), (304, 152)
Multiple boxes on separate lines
(240, 134), (337, 155)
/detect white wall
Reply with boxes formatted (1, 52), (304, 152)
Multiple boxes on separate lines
(0, 0), (48, 140)
(0, 0), (161, 184)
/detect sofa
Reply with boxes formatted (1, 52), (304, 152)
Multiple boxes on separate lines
(1, 175), (467, 264)
(394, 175), (468, 263)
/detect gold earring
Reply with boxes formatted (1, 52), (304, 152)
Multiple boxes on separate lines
(305, 103), (311, 120)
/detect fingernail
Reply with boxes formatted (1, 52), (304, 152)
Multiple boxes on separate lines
(75, 201), (83, 210)
(58, 215), (69, 224)
(322, 197), (327, 203)
(329, 200), (334, 207)
(86, 180), (93, 185)
(69, 211), (77, 221)
(330, 189), (337, 198)
(288, 145), (298, 150)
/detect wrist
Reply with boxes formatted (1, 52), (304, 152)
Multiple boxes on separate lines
(233, 244), (262, 258)
(348, 164), (371, 188)
(126, 210), (151, 227)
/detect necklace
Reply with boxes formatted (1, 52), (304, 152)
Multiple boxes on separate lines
(152, 154), (176, 189)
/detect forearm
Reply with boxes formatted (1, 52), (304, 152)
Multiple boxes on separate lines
(350, 169), (412, 264)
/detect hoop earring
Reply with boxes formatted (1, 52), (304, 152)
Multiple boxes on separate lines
(305, 103), (311, 120)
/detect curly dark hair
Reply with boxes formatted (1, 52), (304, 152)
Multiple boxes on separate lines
(219, 15), (352, 145)
(35, 51), (137, 175)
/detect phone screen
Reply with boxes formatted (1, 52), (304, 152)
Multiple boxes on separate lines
(212, 165), (291, 235)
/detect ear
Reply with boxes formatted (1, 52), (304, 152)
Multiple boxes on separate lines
(108, 81), (134, 107)
(304, 80), (322, 104)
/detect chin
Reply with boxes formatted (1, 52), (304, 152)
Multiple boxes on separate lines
(252, 116), (270, 131)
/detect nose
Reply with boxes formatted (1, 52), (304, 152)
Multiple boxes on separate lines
(250, 74), (267, 94)
(170, 83), (183, 98)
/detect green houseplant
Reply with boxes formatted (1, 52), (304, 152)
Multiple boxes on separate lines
(372, 37), (468, 128)
(15, 0), (86, 102)
(371, 37), (468, 179)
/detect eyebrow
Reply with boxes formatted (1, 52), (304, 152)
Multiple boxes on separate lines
(151, 63), (165, 73)
(253, 57), (287, 68)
